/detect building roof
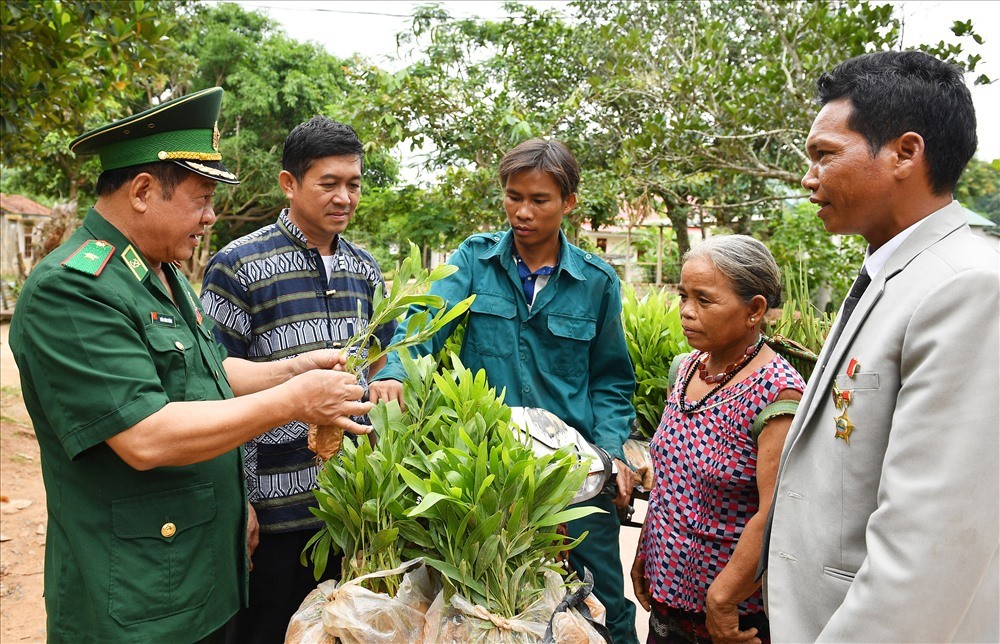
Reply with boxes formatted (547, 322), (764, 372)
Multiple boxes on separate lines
(963, 206), (996, 228)
(0, 193), (52, 217)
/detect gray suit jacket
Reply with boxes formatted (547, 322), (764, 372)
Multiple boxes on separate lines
(764, 202), (999, 642)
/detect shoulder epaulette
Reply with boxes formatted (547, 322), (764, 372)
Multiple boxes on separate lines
(61, 240), (115, 277)
(579, 248), (618, 279)
(466, 232), (502, 245)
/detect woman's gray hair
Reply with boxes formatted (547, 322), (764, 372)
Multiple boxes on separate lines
(683, 235), (782, 309)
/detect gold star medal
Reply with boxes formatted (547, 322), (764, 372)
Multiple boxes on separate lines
(834, 409), (855, 443)
(833, 357), (861, 443)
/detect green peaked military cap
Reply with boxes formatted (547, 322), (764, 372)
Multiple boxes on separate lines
(69, 86), (239, 185)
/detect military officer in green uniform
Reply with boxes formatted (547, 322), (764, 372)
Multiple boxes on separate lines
(9, 87), (372, 643)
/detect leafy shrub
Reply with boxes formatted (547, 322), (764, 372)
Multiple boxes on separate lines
(396, 354), (596, 616)
(306, 351), (599, 617)
(621, 283), (689, 438)
(766, 262), (835, 357)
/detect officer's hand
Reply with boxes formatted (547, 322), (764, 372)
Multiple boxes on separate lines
(297, 348), (349, 373)
(293, 370), (372, 432)
(369, 379), (405, 411)
(611, 458), (636, 509)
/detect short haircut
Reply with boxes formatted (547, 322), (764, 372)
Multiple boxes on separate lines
(95, 162), (192, 199)
(816, 50), (977, 195)
(499, 138), (580, 198)
(684, 235), (782, 309)
(282, 116), (364, 183)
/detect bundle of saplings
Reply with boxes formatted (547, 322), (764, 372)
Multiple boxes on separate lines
(298, 320), (609, 639)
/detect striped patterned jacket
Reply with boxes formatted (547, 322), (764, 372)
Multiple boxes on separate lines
(201, 209), (395, 532)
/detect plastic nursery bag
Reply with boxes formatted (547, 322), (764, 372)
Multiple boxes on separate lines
(321, 559), (435, 644)
(623, 437), (654, 491)
(285, 579), (338, 644)
(422, 570), (609, 644)
(284, 559), (435, 644)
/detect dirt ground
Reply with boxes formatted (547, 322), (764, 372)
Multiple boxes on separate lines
(0, 322), (47, 642)
(0, 320), (648, 642)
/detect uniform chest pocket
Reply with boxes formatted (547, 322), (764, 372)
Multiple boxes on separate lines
(465, 292), (517, 358)
(540, 312), (596, 378)
(146, 325), (205, 401)
(109, 483), (218, 625)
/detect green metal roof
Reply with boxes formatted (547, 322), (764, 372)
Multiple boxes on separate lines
(963, 206), (996, 227)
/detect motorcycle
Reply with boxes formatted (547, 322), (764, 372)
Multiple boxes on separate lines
(509, 407), (636, 524)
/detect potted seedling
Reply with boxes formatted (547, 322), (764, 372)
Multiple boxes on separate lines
(307, 242), (473, 460)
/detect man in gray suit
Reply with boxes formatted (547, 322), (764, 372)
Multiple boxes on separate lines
(763, 50), (999, 642)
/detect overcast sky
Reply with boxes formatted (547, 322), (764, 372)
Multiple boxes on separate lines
(234, 0), (999, 161)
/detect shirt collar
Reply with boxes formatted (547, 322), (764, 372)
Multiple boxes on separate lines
(277, 208), (340, 252)
(277, 208), (309, 248)
(863, 216), (926, 279)
(83, 207), (133, 251)
(483, 229), (585, 281)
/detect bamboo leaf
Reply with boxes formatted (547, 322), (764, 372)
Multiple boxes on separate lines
(407, 491), (451, 516)
(536, 506), (607, 527)
(397, 465), (428, 496)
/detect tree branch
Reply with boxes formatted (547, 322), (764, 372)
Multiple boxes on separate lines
(695, 193), (806, 210)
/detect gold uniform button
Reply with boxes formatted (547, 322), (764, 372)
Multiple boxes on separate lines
(161, 522), (177, 538)
(174, 341), (184, 351)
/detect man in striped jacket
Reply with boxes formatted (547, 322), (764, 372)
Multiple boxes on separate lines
(201, 116), (396, 643)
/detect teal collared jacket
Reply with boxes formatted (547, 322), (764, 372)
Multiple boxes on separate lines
(374, 229), (636, 461)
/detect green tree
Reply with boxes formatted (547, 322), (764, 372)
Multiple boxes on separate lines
(351, 183), (459, 270)
(1, 0), (190, 201)
(351, 0), (989, 278)
(955, 158), (1000, 224)
(764, 200), (866, 308)
(345, 3), (626, 241)
(170, 2), (401, 277)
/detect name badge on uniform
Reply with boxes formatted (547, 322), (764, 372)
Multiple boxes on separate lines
(151, 311), (176, 327)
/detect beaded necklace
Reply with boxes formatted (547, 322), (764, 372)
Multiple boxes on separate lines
(678, 335), (765, 414)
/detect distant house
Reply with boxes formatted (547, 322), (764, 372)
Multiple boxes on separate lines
(1, 193), (52, 275)
(580, 216), (706, 284)
(962, 205), (1000, 252)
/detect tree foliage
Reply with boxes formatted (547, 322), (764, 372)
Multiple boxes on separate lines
(765, 201), (866, 308)
(3, 0), (991, 289)
(346, 0), (990, 273)
(1, 0), (191, 201)
(955, 158), (1000, 224)
(151, 2), (401, 276)
(345, 3), (623, 238)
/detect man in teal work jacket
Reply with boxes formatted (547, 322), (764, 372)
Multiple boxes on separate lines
(9, 87), (372, 643)
(371, 138), (639, 644)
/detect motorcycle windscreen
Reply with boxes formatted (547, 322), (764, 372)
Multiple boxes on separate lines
(508, 406), (612, 505)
